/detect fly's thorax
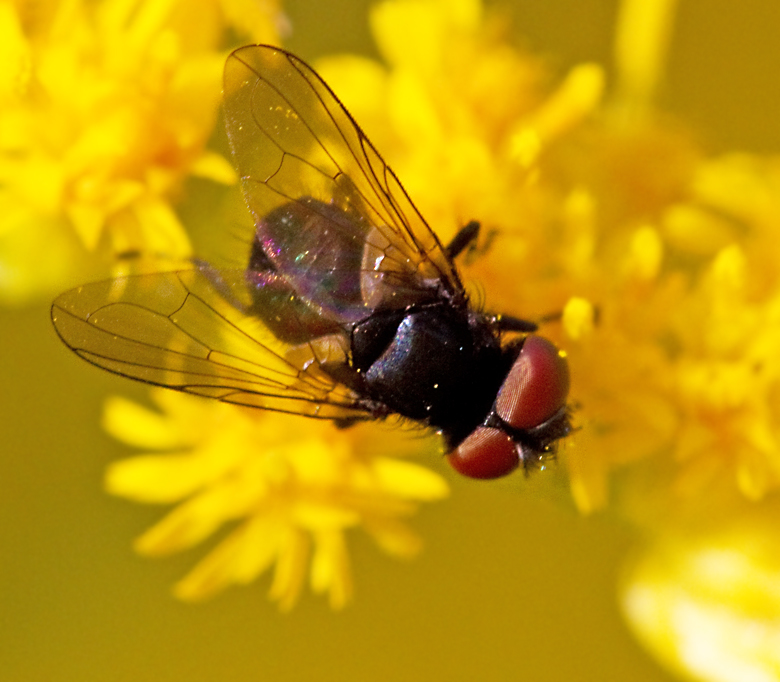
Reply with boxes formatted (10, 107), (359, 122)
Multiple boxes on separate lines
(350, 302), (505, 430)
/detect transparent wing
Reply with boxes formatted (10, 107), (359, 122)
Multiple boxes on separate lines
(223, 44), (463, 308)
(51, 46), (465, 423)
(51, 270), (375, 421)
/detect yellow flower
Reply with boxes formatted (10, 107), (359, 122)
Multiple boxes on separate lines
(0, 0), (282, 303)
(322, 0), (780, 513)
(621, 514), (780, 682)
(104, 390), (448, 610)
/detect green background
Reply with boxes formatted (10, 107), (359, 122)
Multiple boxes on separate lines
(4, 0), (780, 680)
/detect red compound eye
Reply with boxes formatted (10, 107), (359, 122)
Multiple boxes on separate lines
(495, 335), (570, 430)
(447, 335), (570, 479)
(447, 427), (519, 479)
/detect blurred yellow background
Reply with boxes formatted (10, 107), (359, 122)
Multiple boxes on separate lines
(3, 0), (780, 680)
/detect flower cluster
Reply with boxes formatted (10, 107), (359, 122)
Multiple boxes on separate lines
(104, 390), (447, 610)
(0, 0), (281, 302)
(316, 0), (780, 514)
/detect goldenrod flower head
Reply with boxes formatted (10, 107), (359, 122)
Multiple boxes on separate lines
(104, 390), (448, 610)
(621, 516), (780, 682)
(318, 0), (780, 515)
(0, 0), (282, 303)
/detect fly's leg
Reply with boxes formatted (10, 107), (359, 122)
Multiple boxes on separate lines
(445, 221), (481, 260)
